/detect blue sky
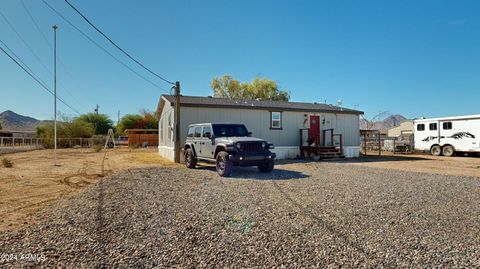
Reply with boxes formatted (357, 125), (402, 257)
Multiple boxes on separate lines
(0, 0), (479, 121)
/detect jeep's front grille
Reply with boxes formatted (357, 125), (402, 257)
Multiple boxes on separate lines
(240, 142), (264, 152)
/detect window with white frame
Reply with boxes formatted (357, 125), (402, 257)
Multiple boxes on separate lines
(270, 112), (282, 129)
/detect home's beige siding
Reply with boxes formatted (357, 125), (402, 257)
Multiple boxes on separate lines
(178, 106), (360, 147)
(158, 99), (361, 160)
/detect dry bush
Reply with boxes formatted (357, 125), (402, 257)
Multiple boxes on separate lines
(2, 157), (13, 168)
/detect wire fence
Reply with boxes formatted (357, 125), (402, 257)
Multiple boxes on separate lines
(0, 136), (113, 154)
(360, 135), (414, 156)
(0, 137), (43, 154)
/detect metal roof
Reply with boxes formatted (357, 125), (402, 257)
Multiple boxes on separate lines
(161, 95), (363, 115)
(413, 114), (480, 123)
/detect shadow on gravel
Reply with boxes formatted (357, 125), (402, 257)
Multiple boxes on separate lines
(195, 165), (309, 180)
(271, 181), (390, 267)
(96, 177), (107, 268)
(327, 155), (429, 163)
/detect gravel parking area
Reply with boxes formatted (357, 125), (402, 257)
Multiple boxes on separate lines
(1, 162), (479, 268)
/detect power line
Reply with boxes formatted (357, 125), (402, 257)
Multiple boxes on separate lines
(0, 42), (81, 115)
(0, 10), (53, 78)
(20, 0), (52, 49)
(0, 39), (46, 86)
(41, 0), (170, 94)
(20, 0), (88, 111)
(64, 0), (175, 85)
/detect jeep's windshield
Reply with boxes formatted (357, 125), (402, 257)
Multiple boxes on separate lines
(212, 124), (249, 137)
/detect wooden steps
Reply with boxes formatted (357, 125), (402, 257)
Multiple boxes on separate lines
(300, 146), (345, 160)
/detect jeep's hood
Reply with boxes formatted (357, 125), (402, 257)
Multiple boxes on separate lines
(215, 137), (266, 143)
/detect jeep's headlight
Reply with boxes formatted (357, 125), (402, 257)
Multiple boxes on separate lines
(261, 142), (266, 149)
(236, 142), (242, 150)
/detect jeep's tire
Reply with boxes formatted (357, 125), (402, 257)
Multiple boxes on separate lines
(185, 148), (197, 169)
(430, 145), (442, 156)
(258, 160), (274, 173)
(216, 151), (233, 177)
(442, 145), (455, 157)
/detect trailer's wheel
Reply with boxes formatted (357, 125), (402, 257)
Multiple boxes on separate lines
(430, 145), (442, 156)
(442, 145), (454, 157)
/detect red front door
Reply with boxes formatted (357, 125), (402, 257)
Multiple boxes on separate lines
(309, 115), (320, 140)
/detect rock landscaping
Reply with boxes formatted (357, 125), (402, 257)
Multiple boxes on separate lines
(1, 162), (479, 268)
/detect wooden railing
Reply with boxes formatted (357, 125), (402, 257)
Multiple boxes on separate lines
(300, 128), (344, 155)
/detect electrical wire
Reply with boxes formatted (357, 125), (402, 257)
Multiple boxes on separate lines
(0, 10), (53, 77)
(41, 0), (171, 94)
(64, 0), (175, 85)
(0, 42), (81, 115)
(20, 0), (89, 111)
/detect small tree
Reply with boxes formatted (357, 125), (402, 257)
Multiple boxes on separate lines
(116, 114), (143, 134)
(211, 75), (290, 101)
(116, 110), (159, 134)
(36, 115), (95, 148)
(75, 113), (113, 135)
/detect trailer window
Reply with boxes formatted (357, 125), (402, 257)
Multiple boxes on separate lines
(443, 122), (453, 130)
(417, 124), (425, 131)
(429, 123), (437, 131)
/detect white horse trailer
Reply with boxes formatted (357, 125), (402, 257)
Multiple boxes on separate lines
(414, 114), (480, 156)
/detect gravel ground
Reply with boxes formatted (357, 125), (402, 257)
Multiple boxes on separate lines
(1, 161), (479, 268)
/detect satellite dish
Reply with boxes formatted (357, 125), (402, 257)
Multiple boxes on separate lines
(336, 99), (343, 106)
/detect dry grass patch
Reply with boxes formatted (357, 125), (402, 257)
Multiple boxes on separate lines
(0, 148), (177, 232)
(121, 150), (178, 166)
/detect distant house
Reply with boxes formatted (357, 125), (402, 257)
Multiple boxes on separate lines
(156, 95), (363, 161)
(387, 121), (413, 137)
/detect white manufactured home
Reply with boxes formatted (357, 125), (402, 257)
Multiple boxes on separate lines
(156, 95), (363, 162)
(414, 114), (480, 156)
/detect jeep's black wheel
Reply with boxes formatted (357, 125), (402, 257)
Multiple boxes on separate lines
(216, 151), (233, 177)
(258, 160), (274, 173)
(185, 148), (197, 169)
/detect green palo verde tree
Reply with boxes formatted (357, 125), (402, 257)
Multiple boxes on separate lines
(211, 75), (290, 101)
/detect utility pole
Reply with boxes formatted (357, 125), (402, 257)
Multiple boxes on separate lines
(174, 81), (181, 163)
(53, 25), (58, 166)
(117, 110), (120, 125)
(95, 104), (99, 115)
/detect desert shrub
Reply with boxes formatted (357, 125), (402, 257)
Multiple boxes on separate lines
(92, 145), (103, 152)
(2, 157), (13, 168)
(36, 115), (95, 149)
(129, 143), (140, 149)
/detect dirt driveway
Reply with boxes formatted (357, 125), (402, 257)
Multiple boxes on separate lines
(343, 153), (480, 177)
(0, 148), (178, 232)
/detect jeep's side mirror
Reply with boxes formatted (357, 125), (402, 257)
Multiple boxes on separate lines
(205, 132), (212, 139)
(247, 132), (252, 137)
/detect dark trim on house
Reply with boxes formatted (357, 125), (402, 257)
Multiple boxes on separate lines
(171, 102), (363, 115)
(160, 95), (364, 115)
